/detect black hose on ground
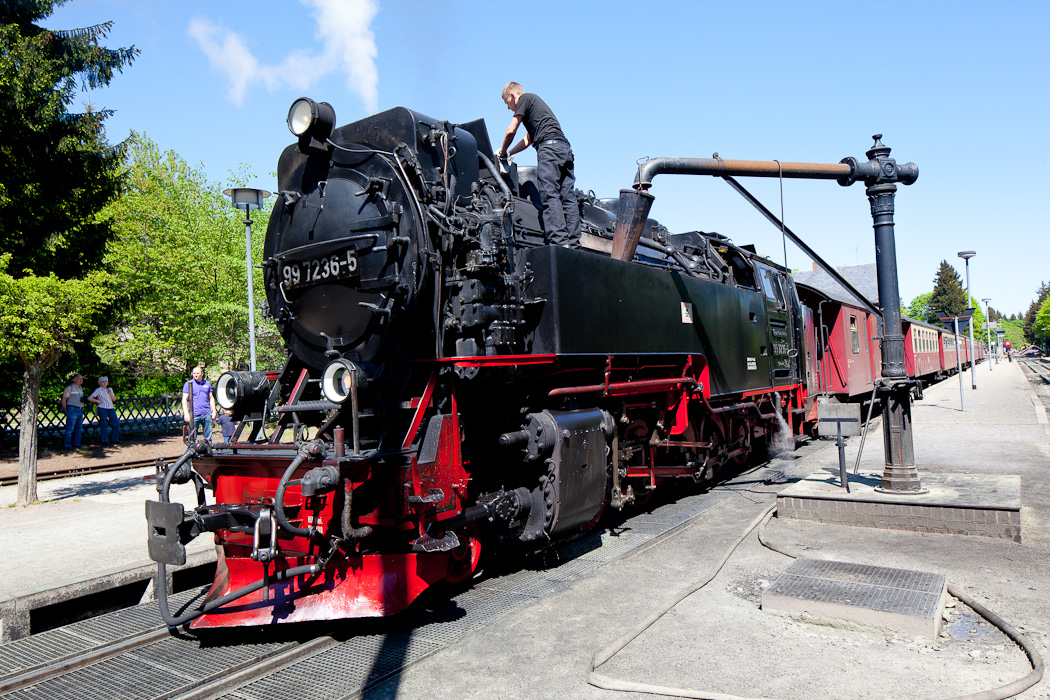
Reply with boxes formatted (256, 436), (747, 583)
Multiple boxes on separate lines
(757, 511), (1044, 700)
(588, 504), (1044, 700)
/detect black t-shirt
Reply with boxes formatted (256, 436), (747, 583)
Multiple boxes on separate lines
(514, 93), (569, 149)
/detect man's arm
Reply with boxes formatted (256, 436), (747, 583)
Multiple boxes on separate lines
(60, 386), (69, 411)
(496, 114), (524, 158)
(182, 387), (191, 420)
(210, 389), (218, 416)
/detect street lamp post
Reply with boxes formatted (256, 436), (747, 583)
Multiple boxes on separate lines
(959, 251), (976, 389)
(982, 298), (992, 371)
(224, 187), (272, 372)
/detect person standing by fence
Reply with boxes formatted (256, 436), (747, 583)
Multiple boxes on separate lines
(60, 374), (85, 449)
(182, 366), (217, 441)
(87, 376), (120, 445)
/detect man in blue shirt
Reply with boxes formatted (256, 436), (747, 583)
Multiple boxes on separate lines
(182, 366), (217, 442)
(495, 82), (580, 247)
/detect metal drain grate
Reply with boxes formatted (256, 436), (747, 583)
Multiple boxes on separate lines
(478, 570), (562, 598)
(578, 532), (649, 562)
(762, 558), (947, 636)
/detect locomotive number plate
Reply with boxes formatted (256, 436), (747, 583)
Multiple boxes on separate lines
(280, 249), (359, 290)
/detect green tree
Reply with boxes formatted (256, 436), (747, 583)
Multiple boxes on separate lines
(1023, 281), (1049, 343)
(97, 135), (284, 379)
(927, 260), (967, 322)
(1034, 297), (1050, 352)
(0, 1), (136, 503)
(0, 256), (109, 504)
(905, 293), (931, 321)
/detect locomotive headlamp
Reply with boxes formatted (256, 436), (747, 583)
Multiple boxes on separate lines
(321, 359), (360, 404)
(215, 371), (271, 415)
(287, 97), (336, 146)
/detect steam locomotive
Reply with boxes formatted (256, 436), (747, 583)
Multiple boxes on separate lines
(146, 98), (962, 629)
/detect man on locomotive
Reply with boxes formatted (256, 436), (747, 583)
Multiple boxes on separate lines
(495, 82), (580, 247)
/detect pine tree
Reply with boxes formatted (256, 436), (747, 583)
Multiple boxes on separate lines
(0, 0), (137, 505)
(927, 260), (968, 323)
(0, 1), (139, 277)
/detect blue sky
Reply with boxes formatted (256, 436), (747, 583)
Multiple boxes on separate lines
(47, 0), (1049, 316)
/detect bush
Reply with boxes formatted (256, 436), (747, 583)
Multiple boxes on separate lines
(133, 375), (185, 396)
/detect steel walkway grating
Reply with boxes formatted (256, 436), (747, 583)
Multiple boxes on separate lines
(234, 634), (443, 700)
(2, 653), (187, 700)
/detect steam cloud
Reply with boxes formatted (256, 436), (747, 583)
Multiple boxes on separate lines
(188, 0), (379, 113)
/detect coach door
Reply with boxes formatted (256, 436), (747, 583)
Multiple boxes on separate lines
(756, 264), (798, 388)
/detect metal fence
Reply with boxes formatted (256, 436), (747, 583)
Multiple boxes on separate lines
(1, 395), (184, 443)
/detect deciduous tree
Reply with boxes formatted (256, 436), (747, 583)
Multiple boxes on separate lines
(97, 135), (284, 378)
(1023, 281), (1049, 343)
(0, 257), (109, 504)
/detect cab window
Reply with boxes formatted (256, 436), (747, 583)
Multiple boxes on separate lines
(850, 316), (860, 354)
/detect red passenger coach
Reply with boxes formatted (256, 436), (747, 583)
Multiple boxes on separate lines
(902, 318), (943, 380)
(795, 282), (880, 421)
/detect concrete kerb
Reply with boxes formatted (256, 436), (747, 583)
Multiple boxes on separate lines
(0, 547), (215, 642)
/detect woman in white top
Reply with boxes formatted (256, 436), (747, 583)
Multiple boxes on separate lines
(87, 376), (120, 444)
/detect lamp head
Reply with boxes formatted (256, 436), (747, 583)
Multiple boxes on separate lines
(223, 187), (272, 212)
(958, 251), (976, 260)
(287, 97), (336, 151)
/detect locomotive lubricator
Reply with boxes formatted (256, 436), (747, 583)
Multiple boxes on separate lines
(147, 98), (878, 629)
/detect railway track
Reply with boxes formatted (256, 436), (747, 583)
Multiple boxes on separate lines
(0, 443), (824, 700)
(1020, 357), (1050, 383)
(0, 456), (183, 488)
(0, 586), (341, 699)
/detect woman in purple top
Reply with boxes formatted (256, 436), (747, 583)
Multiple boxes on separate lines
(182, 366), (217, 441)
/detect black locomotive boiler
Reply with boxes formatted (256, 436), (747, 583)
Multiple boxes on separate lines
(147, 98), (846, 629)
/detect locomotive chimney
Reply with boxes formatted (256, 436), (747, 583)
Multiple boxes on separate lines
(610, 188), (655, 262)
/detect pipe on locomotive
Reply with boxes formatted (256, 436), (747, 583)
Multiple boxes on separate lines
(611, 151), (918, 263)
(153, 441), (321, 628)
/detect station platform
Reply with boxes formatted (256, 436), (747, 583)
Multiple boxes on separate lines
(1, 361), (1048, 699)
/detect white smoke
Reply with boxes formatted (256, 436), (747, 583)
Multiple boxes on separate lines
(188, 0), (380, 113)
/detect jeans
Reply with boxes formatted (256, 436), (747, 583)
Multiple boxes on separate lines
(190, 414), (213, 442)
(97, 407), (120, 443)
(63, 407), (83, 448)
(536, 140), (580, 246)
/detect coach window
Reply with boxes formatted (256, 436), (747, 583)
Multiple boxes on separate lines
(850, 315), (860, 354)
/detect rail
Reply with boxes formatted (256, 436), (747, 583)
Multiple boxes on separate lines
(0, 455), (182, 488)
(1020, 358), (1050, 384)
(0, 618), (336, 697)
